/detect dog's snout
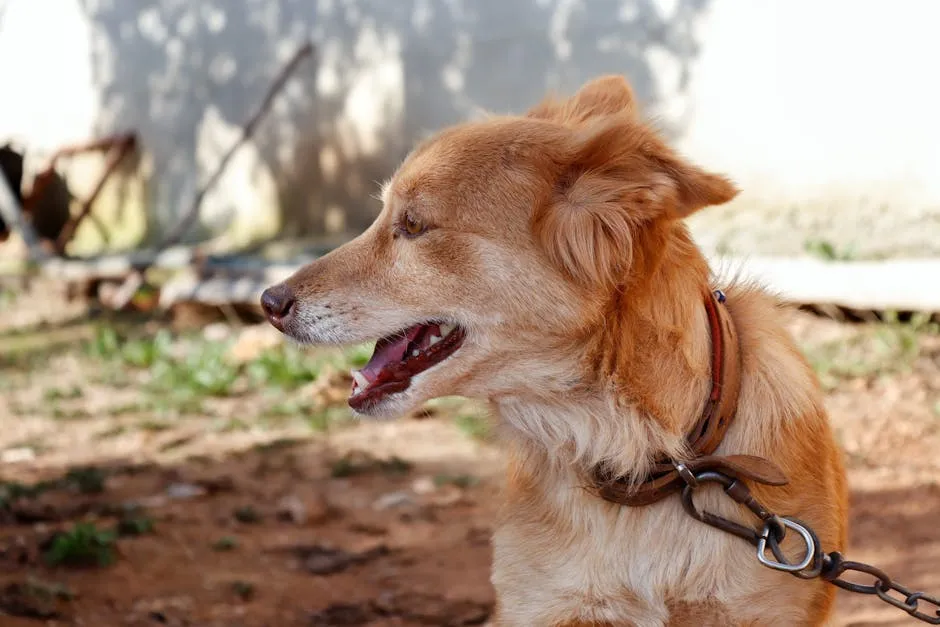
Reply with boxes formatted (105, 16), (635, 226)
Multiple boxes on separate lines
(260, 284), (295, 330)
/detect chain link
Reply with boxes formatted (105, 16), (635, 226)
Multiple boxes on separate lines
(678, 468), (940, 624)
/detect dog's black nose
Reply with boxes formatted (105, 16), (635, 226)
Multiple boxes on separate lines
(260, 284), (295, 330)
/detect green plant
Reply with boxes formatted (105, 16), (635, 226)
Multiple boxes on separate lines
(212, 536), (239, 551)
(805, 313), (935, 389)
(233, 505), (261, 524)
(148, 341), (240, 398)
(330, 453), (412, 478)
(229, 580), (255, 601)
(119, 330), (173, 368)
(50, 407), (92, 421)
(43, 386), (83, 401)
(44, 523), (117, 568)
(87, 326), (121, 360)
(803, 238), (857, 261)
(115, 516), (155, 537)
(246, 345), (322, 389)
(64, 467), (107, 494)
(0, 479), (60, 508)
(306, 406), (352, 432)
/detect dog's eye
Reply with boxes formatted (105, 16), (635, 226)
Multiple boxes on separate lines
(398, 213), (427, 238)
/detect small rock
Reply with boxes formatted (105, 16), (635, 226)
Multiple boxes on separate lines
(411, 477), (437, 495)
(428, 485), (464, 507)
(372, 491), (414, 511)
(1, 447), (35, 463)
(306, 492), (334, 524)
(135, 495), (168, 509)
(310, 603), (374, 626)
(276, 495), (308, 525)
(227, 325), (282, 363)
(165, 483), (206, 500)
(202, 322), (231, 342)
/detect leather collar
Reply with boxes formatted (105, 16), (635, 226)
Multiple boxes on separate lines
(591, 289), (787, 507)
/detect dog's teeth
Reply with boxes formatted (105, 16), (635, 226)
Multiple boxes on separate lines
(351, 370), (369, 392)
(428, 335), (441, 346)
(440, 324), (456, 336)
(411, 349), (420, 357)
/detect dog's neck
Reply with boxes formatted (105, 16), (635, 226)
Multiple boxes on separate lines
(496, 224), (715, 480)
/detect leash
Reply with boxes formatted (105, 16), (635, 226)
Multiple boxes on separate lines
(591, 289), (940, 623)
(677, 465), (940, 623)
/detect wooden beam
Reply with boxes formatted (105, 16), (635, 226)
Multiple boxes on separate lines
(158, 253), (940, 314)
(705, 253), (940, 312)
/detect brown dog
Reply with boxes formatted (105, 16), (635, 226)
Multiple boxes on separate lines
(261, 76), (848, 626)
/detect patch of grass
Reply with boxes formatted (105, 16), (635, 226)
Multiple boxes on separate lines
(64, 467), (107, 494)
(0, 285), (16, 310)
(253, 437), (305, 453)
(212, 536), (239, 552)
(115, 516), (155, 537)
(433, 473), (480, 489)
(805, 313), (936, 389)
(330, 453), (413, 478)
(120, 330), (173, 368)
(148, 341), (240, 399)
(229, 580), (255, 601)
(95, 424), (128, 439)
(0, 479), (59, 509)
(43, 385), (83, 401)
(146, 395), (208, 417)
(22, 578), (74, 602)
(803, 238), (857, 261)
(137, 419), (173, 432)
(85, 327), (238, 404)
(44, 523), (117, 568)
(86, 326), (122, 360)
(262, 398), (315, 421)
(246, 345), (322, 389)
(158, 435), (194, 452)
(233, 506), (262, 524)
(217, 417), (252, 433)
(77, 328), (373, 418)
(306, 406), (352, 432)
(103, 402), (148, 417)
(50, 407), (92, 421)
(0, 578), (74, 619)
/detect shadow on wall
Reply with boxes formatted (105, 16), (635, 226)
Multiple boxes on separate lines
(78, 0), (711, 243)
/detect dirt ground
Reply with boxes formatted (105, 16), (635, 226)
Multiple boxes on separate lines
(0, 279), (938, 626)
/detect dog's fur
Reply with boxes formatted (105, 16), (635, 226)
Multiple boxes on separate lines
(267, 76), (849, 626)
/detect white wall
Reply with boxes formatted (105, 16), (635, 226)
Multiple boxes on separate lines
(1, 0), (937, 255)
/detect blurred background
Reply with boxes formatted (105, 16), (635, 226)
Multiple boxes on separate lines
(0, 1), (937, 625)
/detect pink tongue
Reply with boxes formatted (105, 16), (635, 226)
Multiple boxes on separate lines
(359, 325), (426, 382)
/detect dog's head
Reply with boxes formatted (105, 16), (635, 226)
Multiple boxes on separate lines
(261, 76), (737, 417)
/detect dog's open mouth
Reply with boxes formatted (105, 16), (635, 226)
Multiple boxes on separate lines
(348, 321), (466, 411)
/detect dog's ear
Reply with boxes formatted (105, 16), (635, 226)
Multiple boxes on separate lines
(533, 115), (737, 288)
(527, 75), (636, 125)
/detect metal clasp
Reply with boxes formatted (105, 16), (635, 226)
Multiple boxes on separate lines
(756, 517), (816, 573)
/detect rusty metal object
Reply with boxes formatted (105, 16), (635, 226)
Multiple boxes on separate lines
(0, 133), (138, 256)
(52, 133), (137, 253)
(0, 144), (24, 242)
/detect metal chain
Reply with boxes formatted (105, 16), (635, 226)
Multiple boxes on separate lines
(675, 466), (940, 624)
